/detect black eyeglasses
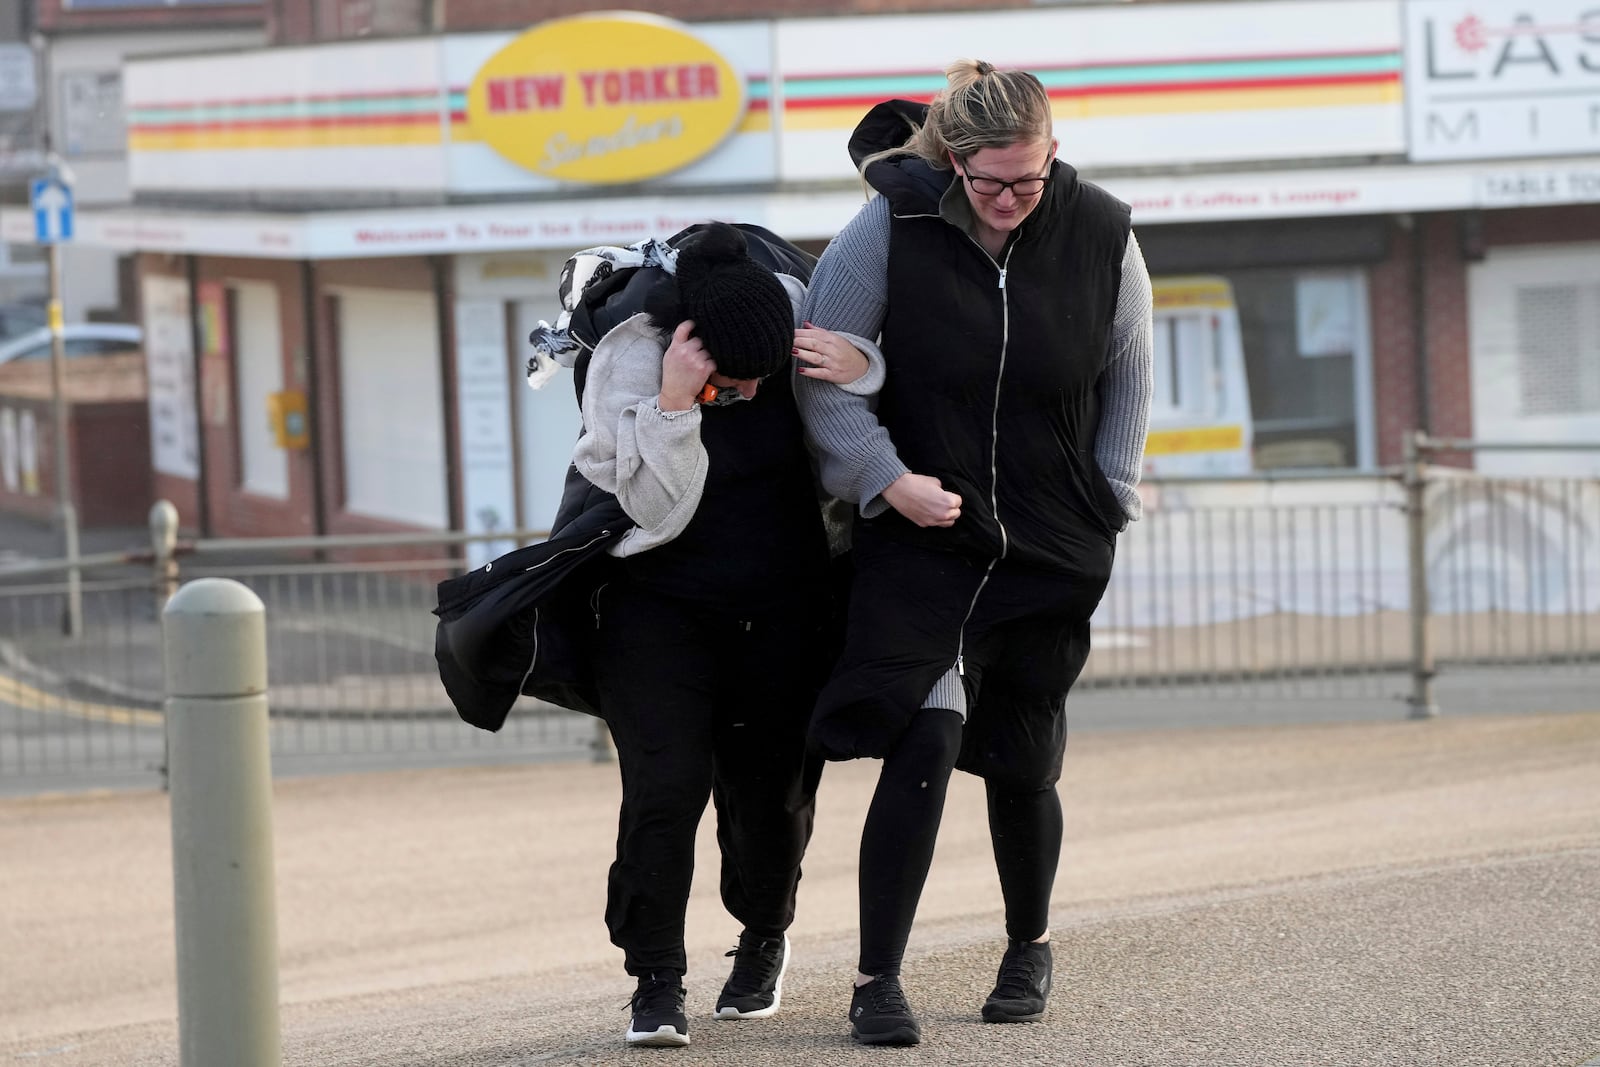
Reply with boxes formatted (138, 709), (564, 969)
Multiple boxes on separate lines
(958, 168), (1050, 198)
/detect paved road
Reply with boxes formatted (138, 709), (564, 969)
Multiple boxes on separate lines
(3, 711), (1597, 1066)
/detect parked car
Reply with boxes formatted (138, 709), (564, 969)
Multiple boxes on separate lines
(0, 324), (143, 365)
(0, 304), (48, 343)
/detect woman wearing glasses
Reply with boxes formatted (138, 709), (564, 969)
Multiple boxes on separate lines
(794, 60), (1154, 1045)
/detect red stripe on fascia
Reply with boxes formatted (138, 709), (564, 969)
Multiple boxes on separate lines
(130, 113), (442, 134)
(785, 92), (937, 110)
(128, 89), (444, 111)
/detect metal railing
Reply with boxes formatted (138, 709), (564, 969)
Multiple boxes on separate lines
(1, 507), (600, 787)
(3, 441), (1597, 784)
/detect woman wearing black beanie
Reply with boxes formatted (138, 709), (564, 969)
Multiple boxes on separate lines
(570, 222), (877, 1048)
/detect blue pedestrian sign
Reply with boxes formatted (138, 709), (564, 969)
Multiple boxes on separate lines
(31, 178), (74, 244)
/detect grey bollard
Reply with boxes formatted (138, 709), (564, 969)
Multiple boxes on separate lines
(163, 578), (281, 1067)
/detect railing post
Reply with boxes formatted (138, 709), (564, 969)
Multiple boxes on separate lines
(150, 499), (181, 615)
(1404, 432), (1439, 719)
(163, 578), (281, 1067)
(151, 500), (181, 790)
(593, 718), (615, 763)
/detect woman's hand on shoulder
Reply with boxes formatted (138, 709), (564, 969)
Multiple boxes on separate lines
(794, 321), (869, 385)
(658, 320), (713, 412)
(882, 473), (962, 528)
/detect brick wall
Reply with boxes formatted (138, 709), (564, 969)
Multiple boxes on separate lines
(440, 0), (1023, 30)
(1479, 204), (1600, 249)
(1368, 219), (1420, 468)
(73, 401), (153, 526)
(267, 0), (1025, 41)
(1368, 213), (1481, 467)
(36, 0), (264, 34)
(1421, 214), (1473, 455)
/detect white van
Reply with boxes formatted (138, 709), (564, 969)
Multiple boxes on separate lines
(1143, 276), (1253, 476)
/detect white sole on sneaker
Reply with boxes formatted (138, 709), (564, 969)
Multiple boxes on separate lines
(712, 933), (790, 1020)
(625, 1025), (690, 1047)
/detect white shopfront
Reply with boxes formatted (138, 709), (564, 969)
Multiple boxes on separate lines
(2, 0), (1597, 536)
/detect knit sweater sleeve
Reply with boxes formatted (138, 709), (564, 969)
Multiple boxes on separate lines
(1095, 231), (1155, 523)
(571, 314), (709, 554)
(794, 196), (909, 517)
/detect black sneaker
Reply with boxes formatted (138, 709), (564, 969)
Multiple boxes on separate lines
(713, 931), (789, 1020)
(849, 974), (921, 1046)
(626, 971), (689, 1047)
(981, 939), (1053, 1023)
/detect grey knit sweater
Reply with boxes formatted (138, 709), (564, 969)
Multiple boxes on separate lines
(795, 193), (1154, 523)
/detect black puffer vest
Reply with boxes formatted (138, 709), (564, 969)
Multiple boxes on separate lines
(860, 117), (1132, 579)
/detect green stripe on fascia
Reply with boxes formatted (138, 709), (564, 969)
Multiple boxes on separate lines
(129, 95), (443, 124)
(784, 54), (1396, 100)
(782, 74), (944, 100)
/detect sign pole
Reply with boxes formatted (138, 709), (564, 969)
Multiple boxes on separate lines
(47, 229), (81, 638)
(34, 156), (83, 640)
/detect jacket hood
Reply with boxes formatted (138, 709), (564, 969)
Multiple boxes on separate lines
(848, 99), (953, 206)
(847, 99), (929, 169)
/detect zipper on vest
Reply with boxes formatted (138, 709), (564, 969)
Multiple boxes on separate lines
(954, 558), (999, 676)
(955, 230), (1013, 562)
(989, 245), (1015, 560)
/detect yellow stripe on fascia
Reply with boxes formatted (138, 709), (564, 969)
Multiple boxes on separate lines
(1145, 425), (1246, 455)
(129, 125), (444, 151)
(0, 672), (162, 727)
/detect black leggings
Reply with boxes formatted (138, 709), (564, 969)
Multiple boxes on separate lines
(857, 710), (1062, 976)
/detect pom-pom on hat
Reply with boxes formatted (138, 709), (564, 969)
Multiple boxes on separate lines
(646, 223), (795, 381)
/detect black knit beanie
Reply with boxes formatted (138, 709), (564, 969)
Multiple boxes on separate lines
(646, 223), (794, 381)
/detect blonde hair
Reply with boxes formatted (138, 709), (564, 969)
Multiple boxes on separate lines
(860, 59), (1054, 177)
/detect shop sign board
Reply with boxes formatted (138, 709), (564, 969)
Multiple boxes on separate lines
(466, 13), (746, 184)
(1404, 0), (1600, 161)
(0, 44), (37, 112)
(142, 274), (200, 480)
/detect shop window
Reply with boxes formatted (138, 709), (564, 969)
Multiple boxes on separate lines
(1146, 268), (1374, 474)
(1229, 268), (1372, 471)
(1151, 313), (1217, 422)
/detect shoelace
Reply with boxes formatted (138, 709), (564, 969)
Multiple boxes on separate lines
(628, 974), (683, 1013)
(992, 952), (1039, 998)
(723, 938), (781, 993)
(862, 977), (911, 1015)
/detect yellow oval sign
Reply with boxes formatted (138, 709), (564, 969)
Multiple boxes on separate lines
(467, 13), (746, 185)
